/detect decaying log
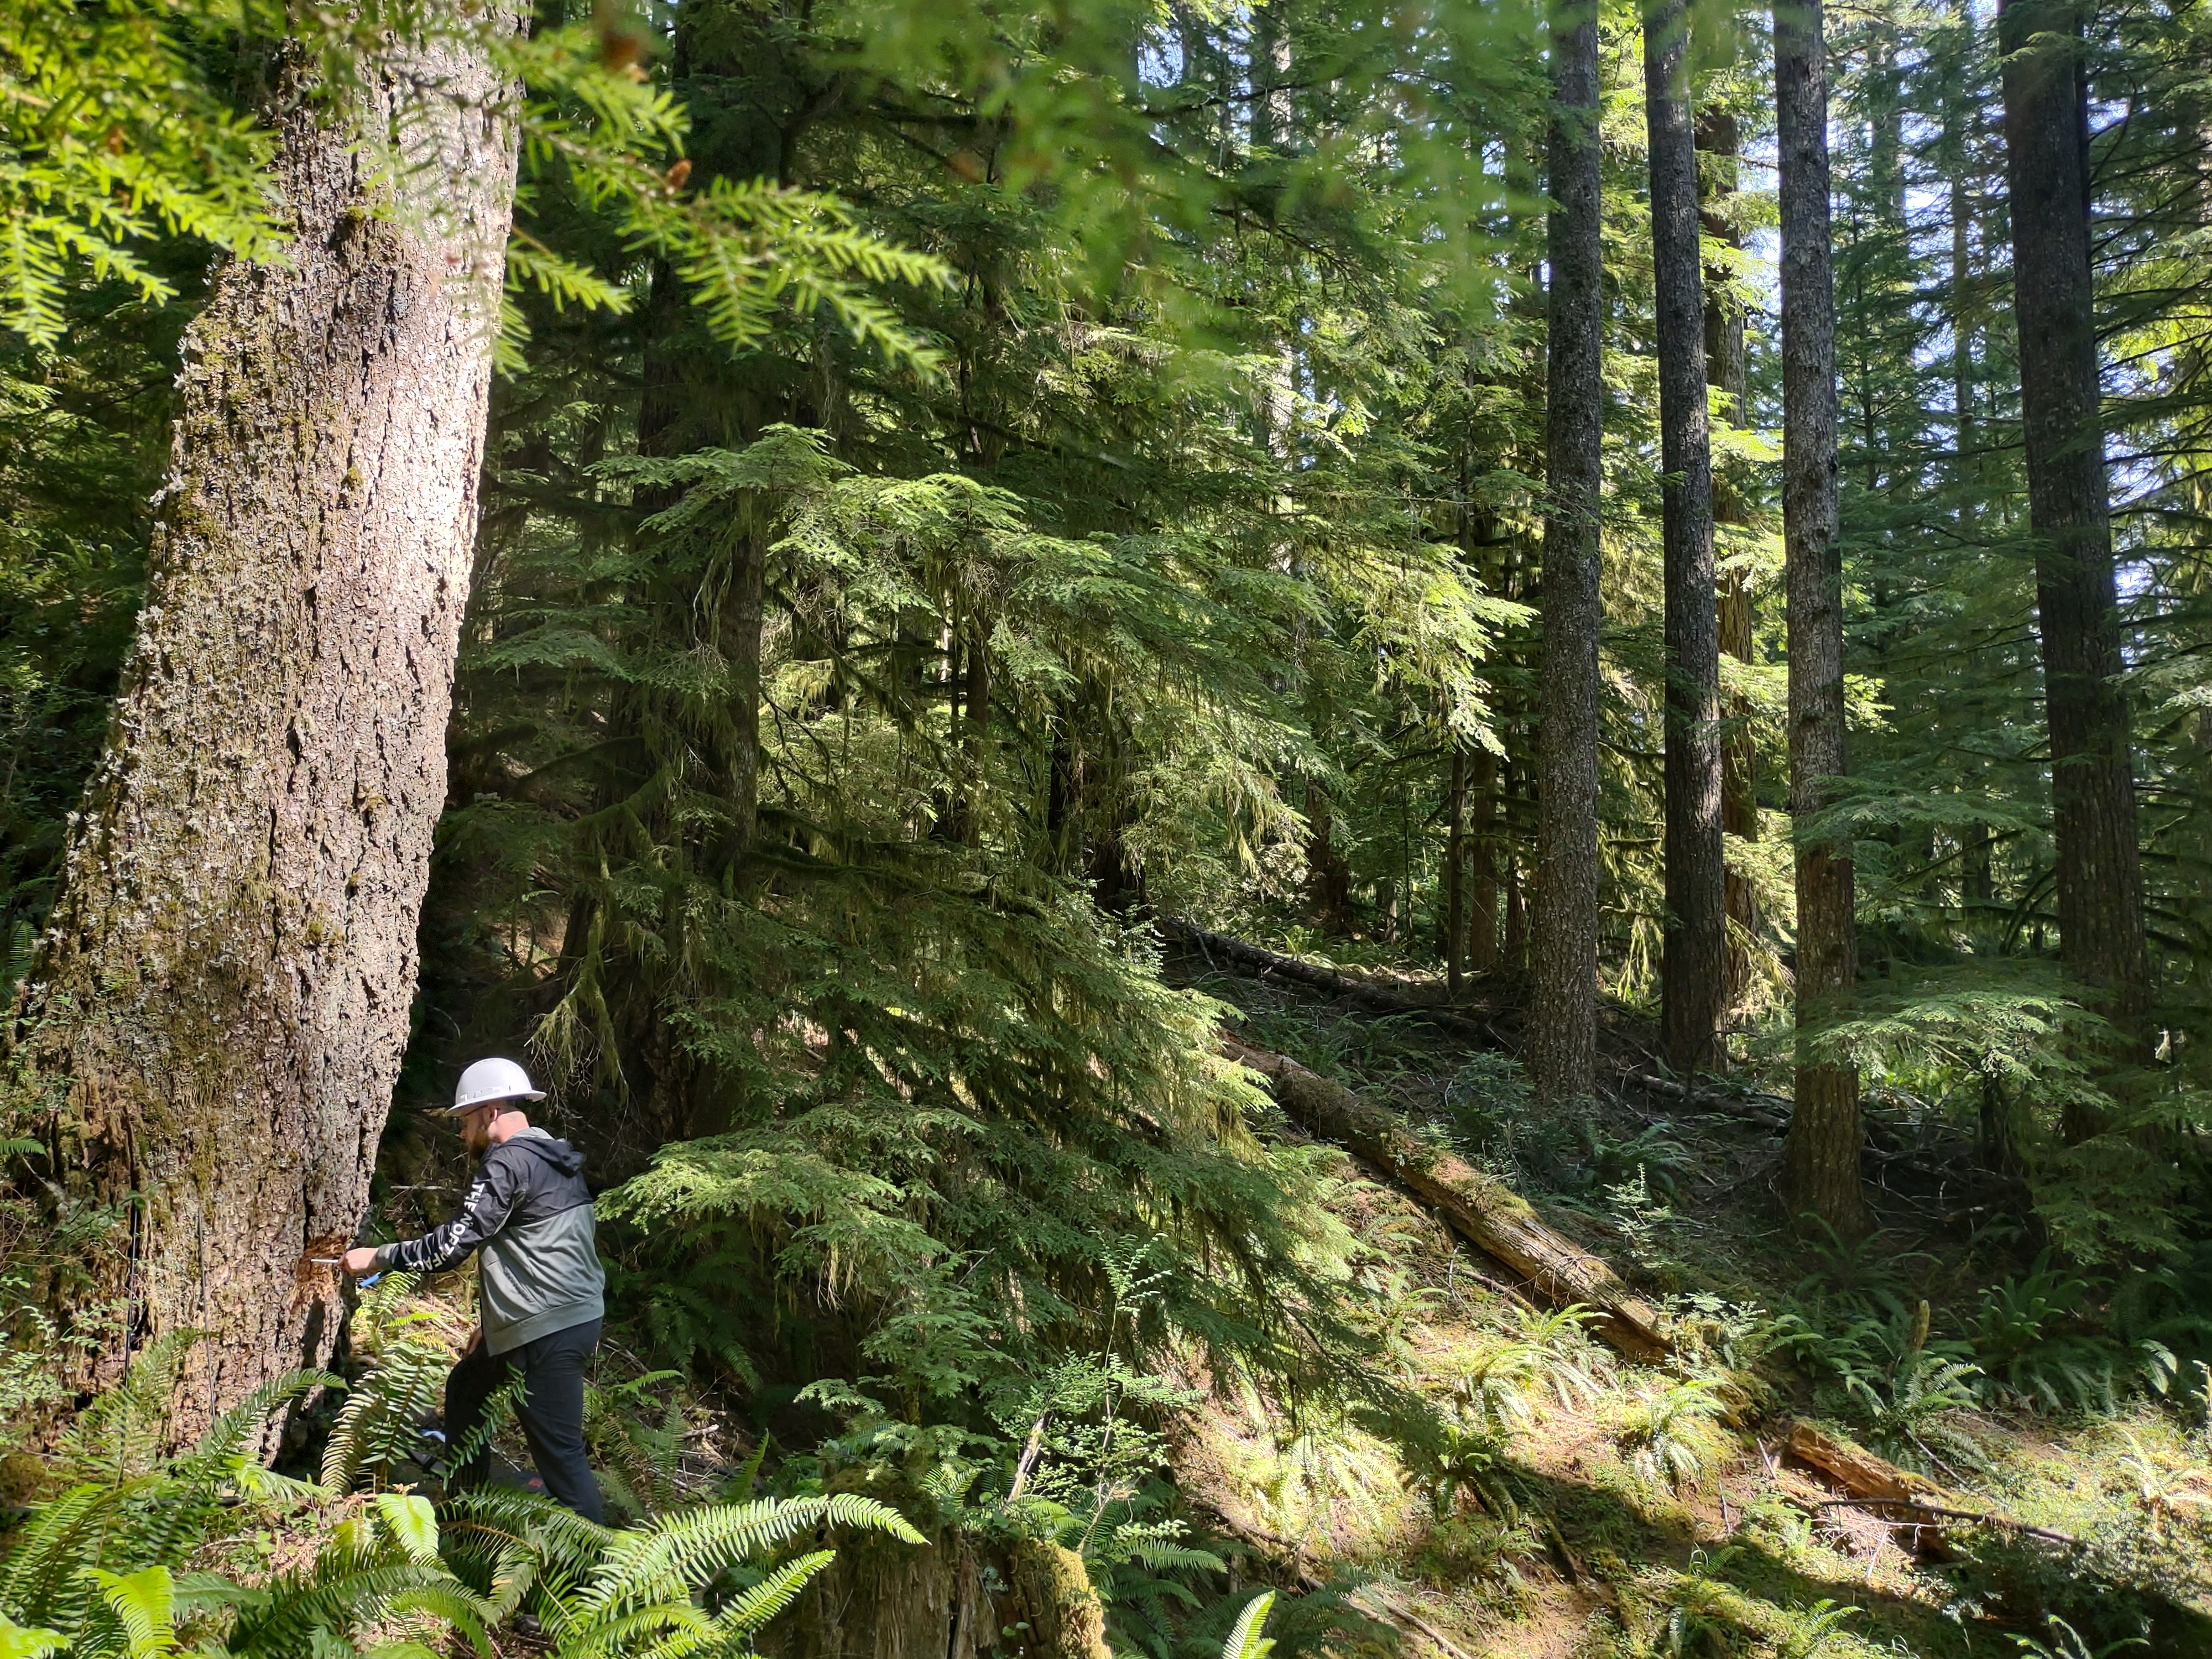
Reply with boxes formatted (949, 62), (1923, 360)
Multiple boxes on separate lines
(1785, 1419), (1943, 1506)
(1222, 1036), (1672, 1359)
(1168, 917), (1783, 1123)
(1166, 918), (1504, 1044)
(1781, 1420), (2076, 1552)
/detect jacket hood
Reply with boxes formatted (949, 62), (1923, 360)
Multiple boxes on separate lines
(500, 1128), (586, 1177)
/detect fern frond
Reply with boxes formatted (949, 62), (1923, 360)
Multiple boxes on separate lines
(438, 1486), (614, 1582)
(59, 1334), (196, 1483)
(707, 1550), (836, 1641)
(0, 1617), (64, 1659)
(577, 1494), (918, 1619)
(1222, 1590), (1276, 1659)
(185, 1370), (334, 1472)
(320, 1338), (449, 1495)
(87, 1567), (176, 1657)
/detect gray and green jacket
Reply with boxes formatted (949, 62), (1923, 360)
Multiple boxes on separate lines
(372, 1128), (605, 1355)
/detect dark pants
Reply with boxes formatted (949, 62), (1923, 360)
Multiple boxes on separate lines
(445, 1317), (604, 1522)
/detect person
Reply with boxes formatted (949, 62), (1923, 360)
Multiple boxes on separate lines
(344, 1057), (606, 1521)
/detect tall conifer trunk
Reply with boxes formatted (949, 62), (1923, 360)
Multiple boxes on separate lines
(12, 34), (518, 1433)
(1947, 13), (1995, 916)
(1776, 0), (1866, 1233)
(1998, 0), (2152, 1079)
(1700, 107), (1759, 1015)
(1530, 0), (1605, 1107)
(1446, 739), (1467, 995)
(1468, 748), (1502, 971)
(1645, 0), (1726, 1074)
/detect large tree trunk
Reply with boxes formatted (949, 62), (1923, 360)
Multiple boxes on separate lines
(1776, 0), (1866, 1234)
(1644, 0), (1726, 1076)
(1528, 0), (1605, 1108)
(1998, 0), (2152, 1087)
(9, 34), (518, 1437)
(1700, 107), (1760, 1018)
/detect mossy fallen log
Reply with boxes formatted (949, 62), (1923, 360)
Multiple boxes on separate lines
(1168, 917), (1791, 1125)
(1165, 917), (1504, 1043)
(1222, 1035), (1671, 1360)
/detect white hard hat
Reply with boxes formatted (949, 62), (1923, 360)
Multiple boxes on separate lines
(448, 1057), (546, 1113)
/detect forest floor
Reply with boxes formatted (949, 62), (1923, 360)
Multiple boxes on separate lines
(316, 950), (2212, 1659)
(1163, 950), (2212, 1659)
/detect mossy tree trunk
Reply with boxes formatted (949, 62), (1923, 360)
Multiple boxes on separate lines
(10, 34), (518, 1438)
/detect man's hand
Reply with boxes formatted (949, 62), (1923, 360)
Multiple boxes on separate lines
(342, 1246), (382, 1276)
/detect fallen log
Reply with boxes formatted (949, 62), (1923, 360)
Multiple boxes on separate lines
(1165, 918), (1507, 1045)
(1779, 1419), (2079, 1554)
(1167, 917), (1781, 1124)
(1814, 1498), (2077, 1548)
(1786, 1419), (1944, 1506)
(1222, 1035), (1672, 1360)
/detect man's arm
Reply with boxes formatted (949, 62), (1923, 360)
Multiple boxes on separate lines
(344, 1154), (520, 1276)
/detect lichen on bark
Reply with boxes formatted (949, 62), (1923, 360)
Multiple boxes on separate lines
(5, 22), (519, 1442)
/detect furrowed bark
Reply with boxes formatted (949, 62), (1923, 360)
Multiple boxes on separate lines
(1223, 1036), (1671, 1359)
(1529, 0), (1605, 1108)
(11, 29), (518, 1438)
(1776, 0), (1867, 1233)
(1700, 106), (1760, 1018)
(1644, 0), (1727, 1076)
(1998, 0), (2152, 1093)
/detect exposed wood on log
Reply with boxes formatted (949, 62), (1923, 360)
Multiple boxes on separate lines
(1786, 1420), (1944, 1505)
(1813, 1499), (2078, 1547)
(1221, 1035), (1672, 1359)
(1783, 1419), (2076, 1553)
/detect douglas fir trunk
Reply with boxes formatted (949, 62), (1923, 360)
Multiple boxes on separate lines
(11, 36), (517, 1437)
(1701, 108), (1761, 1017)
(1998, 0), (2152, 1078)
(1528, 0), (1605, 1108)
(1644, 0), (1728, 1076)
(1776, 0), (1867, 1233)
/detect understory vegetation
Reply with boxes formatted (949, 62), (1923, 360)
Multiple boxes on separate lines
(6, 0), (2212, 1649)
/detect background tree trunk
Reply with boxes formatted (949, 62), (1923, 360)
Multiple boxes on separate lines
(11, 34), (518, 1438)
(1645, 0), (1727, 1074)
(1446, 738), (1467, 995)
(1468, 747), (1502, 970)
(1528, 0), (1605, 1108)
(1701, 106), (1760, 1018)
(1999, 0), (2152, 1087)
(1776, 0), (1867, 1234)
